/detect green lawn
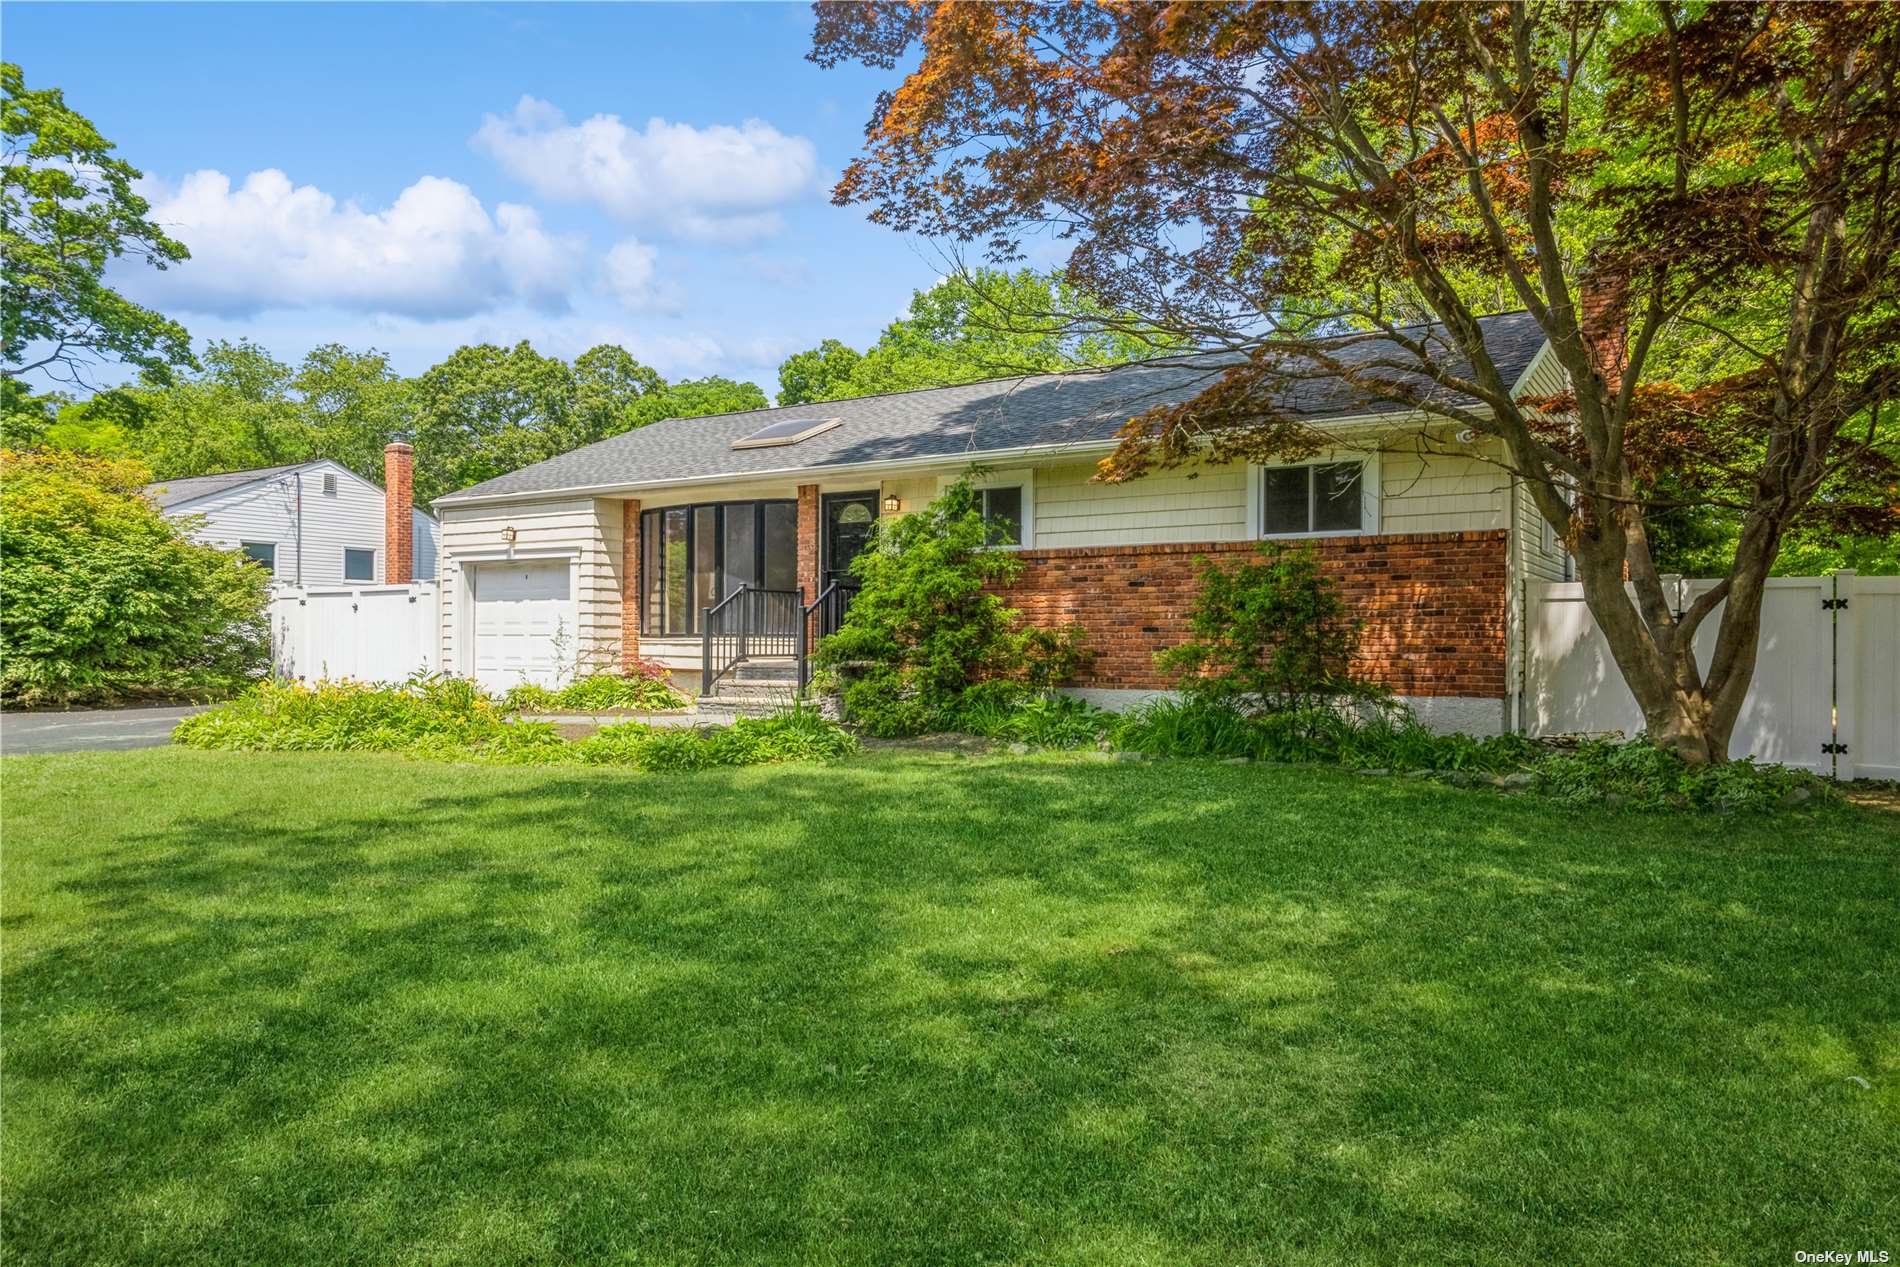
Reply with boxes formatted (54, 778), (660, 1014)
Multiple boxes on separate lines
(2, 749), (1895, 1265)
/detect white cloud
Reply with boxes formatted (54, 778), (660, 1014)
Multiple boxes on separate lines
(472, 96), (819, 242)
(602, 237), (662, 310)
(128, 169), (582, 318)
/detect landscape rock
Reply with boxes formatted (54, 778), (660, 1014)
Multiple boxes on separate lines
(1498, 772), (1539, 789)
(1779, 786), (1814, 808)
(1404, 769), (1434, 780)
(1007, 741), (1031, 755)
(1112, 751), (1150, 762)
(1357, 768), (1392, 777)
(1221, 756), (1251, 765)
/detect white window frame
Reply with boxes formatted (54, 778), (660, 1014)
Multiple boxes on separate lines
(1246, 453), (1381, 540)
(342, 546), (379, 582)
(942, 468), (1035, 549)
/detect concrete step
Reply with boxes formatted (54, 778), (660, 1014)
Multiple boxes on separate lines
(732, 660), (799, 684)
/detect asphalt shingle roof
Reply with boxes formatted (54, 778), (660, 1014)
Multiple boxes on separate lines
(438, 311), (1548, 504)
(146, 463), (311, 509)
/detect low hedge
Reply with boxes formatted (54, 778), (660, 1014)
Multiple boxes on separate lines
(173, 679), (855, 771)
(502, 671), (689, 714)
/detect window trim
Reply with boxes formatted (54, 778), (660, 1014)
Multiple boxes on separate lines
(944, 467), (1035, 549)
(342, 546), (378, 583)
(1246, 454), (1380, 540)
(239, 541), (277, 573)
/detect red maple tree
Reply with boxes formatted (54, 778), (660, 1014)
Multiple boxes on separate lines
(814, 0), (1898, 763)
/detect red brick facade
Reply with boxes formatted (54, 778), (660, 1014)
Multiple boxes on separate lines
(1000, 530), (1509, 698)
(620, 498), (641, 669)
(796, 484), (820, 603)
(382, 443), (414, 584)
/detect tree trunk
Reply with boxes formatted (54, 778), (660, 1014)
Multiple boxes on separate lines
(1569, 529), (1767, 767)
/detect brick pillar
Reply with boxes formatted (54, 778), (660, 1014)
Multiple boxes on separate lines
(383, 443), (414, 583)
(796, 484), (820, 603)
(620, 499), (642, 671)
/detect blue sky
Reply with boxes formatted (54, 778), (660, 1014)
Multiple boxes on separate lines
(6, 2), (953, 395)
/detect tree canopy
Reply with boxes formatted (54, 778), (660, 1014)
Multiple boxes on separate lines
(1, 62), (194, 389)
(813, 0), (1900, 764)
(775, 268), (1169, 405)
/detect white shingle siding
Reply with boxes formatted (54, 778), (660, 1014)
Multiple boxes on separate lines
(164, 460), (437, 585)
(436, 497), (625, 677)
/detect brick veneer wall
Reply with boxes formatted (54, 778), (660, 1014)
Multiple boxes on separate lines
(1000, 530), (1509, 697)
(796, 484), (820, 603)
(620, 498), (641, 669)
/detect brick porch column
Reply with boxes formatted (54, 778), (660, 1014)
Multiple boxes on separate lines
(620, 499), (641, 671)
(796, 484), (820, 602)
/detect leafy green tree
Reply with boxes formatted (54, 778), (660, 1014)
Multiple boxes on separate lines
(628, 375), (769, 426)
(0, 449), (269, 705)
(122, 340), (311, 479)
(775, 269), (1165, 405)
(293, 344), (412, 480)
(777, 339), (863, 406)
(2, 63), (194, 388)
(409, 342), (575, 504)
(0, 376), (57, 448)
(565, 344), (665, 449)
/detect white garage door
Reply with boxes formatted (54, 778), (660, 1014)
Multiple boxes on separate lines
(471, 560), (573, 694)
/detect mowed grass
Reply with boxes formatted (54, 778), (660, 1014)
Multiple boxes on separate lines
(1, 749), (1895, 1266)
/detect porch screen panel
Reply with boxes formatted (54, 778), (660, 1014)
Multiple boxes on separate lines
(662, 508), (689, 636)
(693, 506), (719, 629)
(723, 505), (757, 596)
(641, 510), (662, 635)
(763, 502), (798, 594)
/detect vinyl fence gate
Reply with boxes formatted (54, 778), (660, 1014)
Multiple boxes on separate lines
(1525, 572), (1899, 781)
(269, 583), (440, 686)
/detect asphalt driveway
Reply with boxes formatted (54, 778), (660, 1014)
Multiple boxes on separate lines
(0, 705), (209, 756)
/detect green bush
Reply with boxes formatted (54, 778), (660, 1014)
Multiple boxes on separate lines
(1532, 737), (1823, 811)
(1157, 541), (1384, 714)
(814, 478), (1090, 736)
(502, 670), (688, 714)
(1111, 698), (1269, 759)
(171, 675), (509, 752)
(1, 449), (270, 706)
(945, 688), (1112, 749)
(173, 680), (856, 771)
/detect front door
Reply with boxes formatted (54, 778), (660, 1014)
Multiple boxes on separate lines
(822, 491), (879, 589)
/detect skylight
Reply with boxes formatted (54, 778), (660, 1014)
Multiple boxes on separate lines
(730, 417), (842, 450)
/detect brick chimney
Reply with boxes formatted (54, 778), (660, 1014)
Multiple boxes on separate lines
(1578, 246), (1629, 395)
(384, 442), (415, 584)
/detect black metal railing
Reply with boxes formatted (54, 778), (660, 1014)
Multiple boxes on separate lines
(700, 586), (803, 694)
(797, 578), (861, 689)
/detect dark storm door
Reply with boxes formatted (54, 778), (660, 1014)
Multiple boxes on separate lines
(822, 491), (880, 589)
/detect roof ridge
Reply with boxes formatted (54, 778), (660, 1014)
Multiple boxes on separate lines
(647, 308), (1538, 428)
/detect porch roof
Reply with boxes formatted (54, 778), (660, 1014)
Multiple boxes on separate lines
(436, 311), (1548, 506)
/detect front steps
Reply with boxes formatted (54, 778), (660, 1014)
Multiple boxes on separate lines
(696, 659), (834, 720)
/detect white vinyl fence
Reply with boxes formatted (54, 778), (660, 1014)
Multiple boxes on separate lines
(1526, 572), (1898, 780)
(269, 583), (439, 686)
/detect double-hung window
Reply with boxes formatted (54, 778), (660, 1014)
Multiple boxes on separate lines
(978, 486), (1025, 547)
(343, 548), (377, 582)
(1258, 461), (1370, 537)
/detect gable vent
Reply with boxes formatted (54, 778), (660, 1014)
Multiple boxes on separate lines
(321, 473), (338, 495)
(730, 417), (842, 450)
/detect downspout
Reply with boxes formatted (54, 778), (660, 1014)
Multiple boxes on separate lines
(295, 472), (304, 586)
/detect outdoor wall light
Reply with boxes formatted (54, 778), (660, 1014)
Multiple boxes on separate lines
(882, 492), (901, 514)
(500, 526), (517, 544)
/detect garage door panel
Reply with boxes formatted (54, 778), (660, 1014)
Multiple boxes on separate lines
(471, 561), (574, 693)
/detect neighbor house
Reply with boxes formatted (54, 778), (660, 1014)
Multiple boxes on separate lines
(149, 445), (438, 587)
(431, 312), (1575, 731)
